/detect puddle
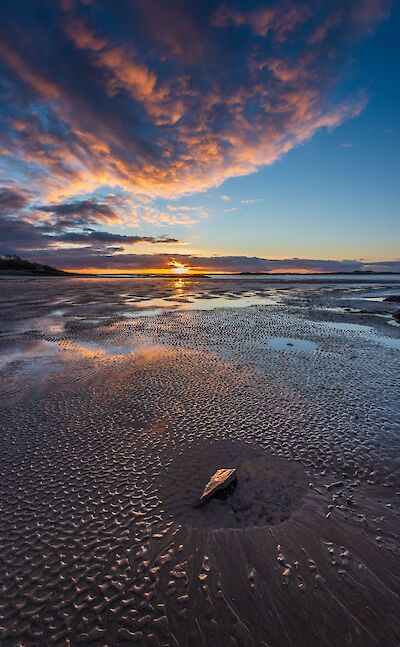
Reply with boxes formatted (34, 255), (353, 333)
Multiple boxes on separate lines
(378, 337), (400, 350)
(129, 298), (178, 309)
(119, 292), (282, 316)
(123, 308), (165, 318)
(182, 294), (276, 310)
(0, 336), (141, 372)
(319, 306), (362, 314)
(51, 308), (69, 316)
(323, 321), (373, 333)
(321, 321), (400, 350)
(0, 339), (60, 369)
(184, 294), (280, 311)
(79, 340), (137, 356)
(267, 336), (317, 352)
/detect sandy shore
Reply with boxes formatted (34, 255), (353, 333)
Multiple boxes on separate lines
(0, 276), (400, 646)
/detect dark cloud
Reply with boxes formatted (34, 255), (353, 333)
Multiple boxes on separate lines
(39, 199), (120, 226)
(54, 231), (179, 245)
(0, 187), (30, 214)
(0, 191), (179, 256)
(0, 215), (47, 251)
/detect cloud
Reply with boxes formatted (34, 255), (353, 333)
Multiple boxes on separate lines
(53, 231), (179, 245)
(0, 214), (47, 251)
(0, 214), (178, 253)
(212, 4), (308, 39)
(38, 199), (121, 226)
(140, 203), (207, 227)
(0, 190), (179, 256)
(141, 212), (199, 226)
(0, 1), (389, 203)
(0, 187), (30, 214)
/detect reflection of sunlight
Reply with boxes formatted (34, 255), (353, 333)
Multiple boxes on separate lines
(172, 276), (188, 296)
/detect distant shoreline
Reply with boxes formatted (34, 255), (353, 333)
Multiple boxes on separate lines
(1, 254), (400, 279)
(2, 270), (400, 279)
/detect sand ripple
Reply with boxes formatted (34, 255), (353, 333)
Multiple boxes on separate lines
(0, 277), (400, 646)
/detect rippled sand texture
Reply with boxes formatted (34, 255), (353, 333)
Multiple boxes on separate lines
(1, 276), (400, 647)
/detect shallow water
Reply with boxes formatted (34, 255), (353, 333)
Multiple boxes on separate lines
(322, 320), (400, 350)
(0, 276), (400, 646)
(267, 336), (317, 352)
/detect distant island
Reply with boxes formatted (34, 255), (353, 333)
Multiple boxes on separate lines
(0, 255), (72, 276)
(235, 270), (400, 275)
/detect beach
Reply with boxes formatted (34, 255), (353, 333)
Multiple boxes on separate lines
(1, 275), (400, 646)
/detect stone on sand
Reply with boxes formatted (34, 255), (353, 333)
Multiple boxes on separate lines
(199, 468), (237, 504)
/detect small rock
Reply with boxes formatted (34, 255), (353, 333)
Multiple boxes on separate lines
(198, 468), (237, 505)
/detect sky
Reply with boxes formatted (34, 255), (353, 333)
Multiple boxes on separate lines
(0, 0), (399, 274)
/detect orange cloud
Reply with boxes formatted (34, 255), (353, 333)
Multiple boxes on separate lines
(0, 0), (388, 205)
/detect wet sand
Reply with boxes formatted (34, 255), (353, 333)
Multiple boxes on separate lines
(1, 275), (400, 646)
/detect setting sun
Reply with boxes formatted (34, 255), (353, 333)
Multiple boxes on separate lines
(168, 259), (191, 275)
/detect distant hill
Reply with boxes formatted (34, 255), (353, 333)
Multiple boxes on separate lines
(0, 255), (71, 276)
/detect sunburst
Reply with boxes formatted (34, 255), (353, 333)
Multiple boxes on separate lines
(168, 259), (190, 275)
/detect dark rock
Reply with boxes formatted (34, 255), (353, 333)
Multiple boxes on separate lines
(384, 295), (400, 303)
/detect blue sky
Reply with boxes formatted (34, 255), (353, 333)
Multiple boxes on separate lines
(140, 3), (400, 263)
(0, 0), (399, 272)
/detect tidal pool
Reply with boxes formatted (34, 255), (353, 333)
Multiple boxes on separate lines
(267, 336), (317, 352)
